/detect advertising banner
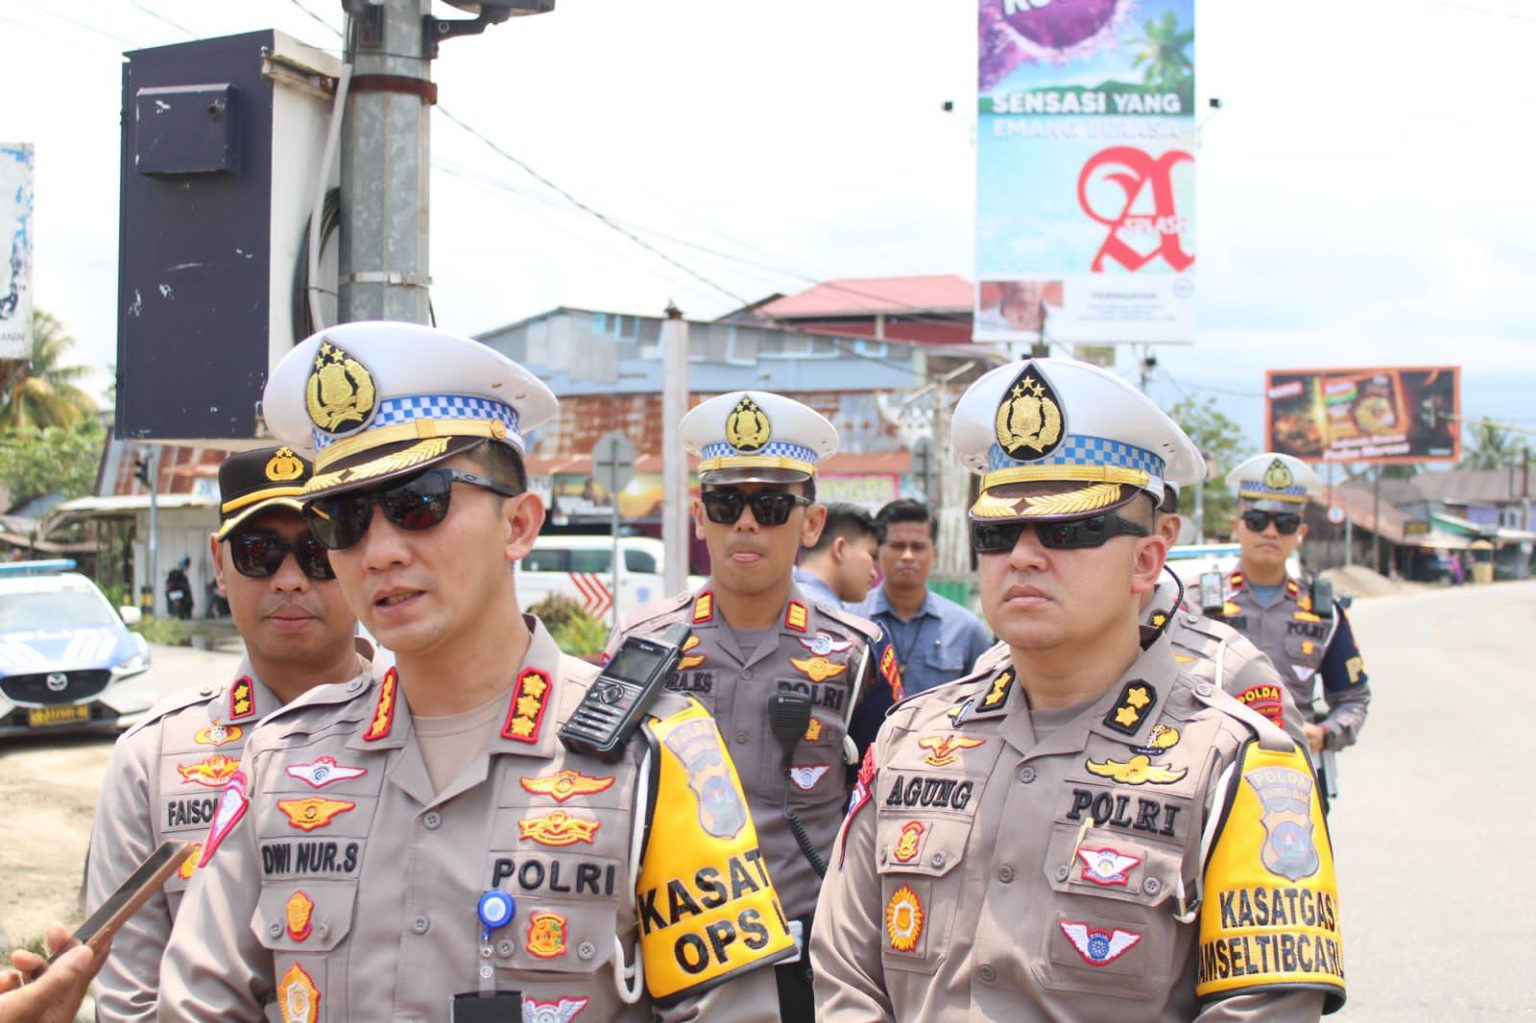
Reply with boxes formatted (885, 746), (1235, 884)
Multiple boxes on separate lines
(976, 1), (1196, 344)
(1, 143), (34, 360)
(1265, 366), (1461, 464)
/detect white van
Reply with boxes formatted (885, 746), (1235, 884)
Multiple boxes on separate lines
(519, 536), (702, 623)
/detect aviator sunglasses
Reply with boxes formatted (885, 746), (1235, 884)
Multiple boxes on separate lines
(970, 513), (1150, 554)
(228, 530), (335, 581)
(1240, 510), (1302, 535)
(304, 467), (522, 551)
(700, 488), (812, 527)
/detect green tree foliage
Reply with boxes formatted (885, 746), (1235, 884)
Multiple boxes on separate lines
(1166, 396), (1250, 540)
(1460, 418), (1529, 470)
(1129, 11), (1194, 94)
(1, 309), (97, 432)
(0, 417), (106, 508)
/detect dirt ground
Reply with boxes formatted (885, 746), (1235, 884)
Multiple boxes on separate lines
(0, 732), (114, 951)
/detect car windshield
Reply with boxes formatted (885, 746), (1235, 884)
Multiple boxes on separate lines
(0, 590), (120, 631)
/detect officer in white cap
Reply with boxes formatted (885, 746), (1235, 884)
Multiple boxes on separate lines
(813, 359), (1343, 1021)
(161, 323), (791, 1022)
(609, 390), (901, 1021)
(1218, 453), (1372, 807)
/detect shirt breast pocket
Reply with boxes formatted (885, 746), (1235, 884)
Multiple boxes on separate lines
(1035, 824), (1184, 998)
(875, 813), (973, 977)
(923, 642), (964, 675)
(254, 881), (357, 955)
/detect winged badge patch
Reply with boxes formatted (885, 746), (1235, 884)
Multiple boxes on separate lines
(1085, 754), (1187, 786)
(1060, 920), (1142, 965)
(1076, 847), (1141, 887)
(789, 764), (831, 791)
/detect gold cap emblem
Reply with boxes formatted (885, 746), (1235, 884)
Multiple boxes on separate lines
(1264, 458), (1294, 491)
(994, 364), (1064, 461)
(305, 340), (377, 436)
(264, 447), (305, 482)
(725, 395), (771, 452)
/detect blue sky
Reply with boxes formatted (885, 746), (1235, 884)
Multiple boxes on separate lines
(2, 0), (1532, 455)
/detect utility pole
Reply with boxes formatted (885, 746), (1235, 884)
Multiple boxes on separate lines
(338, 0), (434, 325)
(660, 306), (690, 595)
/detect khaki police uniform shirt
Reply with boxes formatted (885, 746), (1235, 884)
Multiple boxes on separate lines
(87, 659), (350, 1023)
(1218, 574), (1371, 749)
(812, 639), (1327, 1022)
(612, 584), (886, 924)
(158, 620), (779, 1023)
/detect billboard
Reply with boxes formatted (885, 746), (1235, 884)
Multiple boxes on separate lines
(1265, 366), (1461, 464)
(975, 1), (1196, 344)
(1, 143), (34, 360)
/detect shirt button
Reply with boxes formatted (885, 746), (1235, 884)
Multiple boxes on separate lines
(268, 922), (282, 937)
(317, 922), (330, 940)
(412, 916), (430, 934)
(199, 686), (215, 698)
(1143, 876), (1162, 895)
(423, 811), (442, 830)
(347, 679), (363, 693)
(497, 940), (515, 956)
(735, 731), (749, 744)
(1017, 765), (1036, 784)
(998, 865), (1015, 883)
(930, 852), (946, 868)
(978, 964), (997, 984)
(1185, 614), (1201, 625)
(742, 670), (753, 680)
(578, 941), (597, 960)
(1054, 865), (1070, 882)
(1195, 683), (1214, 697)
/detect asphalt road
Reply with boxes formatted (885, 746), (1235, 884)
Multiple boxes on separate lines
(3, 584), (1535, 1017)
(1326, 579), (1536, 1021)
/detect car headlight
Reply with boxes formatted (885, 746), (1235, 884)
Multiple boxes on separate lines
(111, 653), (151, 679)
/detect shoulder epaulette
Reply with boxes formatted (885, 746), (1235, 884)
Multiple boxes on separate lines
(1189, 679), (1294, 753)
(813, 602), (884, 646)
(261, 672), (378, 736)
(618, 589), (695, 632)
(120, 683), (217, 739)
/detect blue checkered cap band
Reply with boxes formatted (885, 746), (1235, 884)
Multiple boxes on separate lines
(1238, 483), (1308, 500)
(312, 395), (520, 451)
(701, 440), (819, 466)
(986, 434), (1165, 479)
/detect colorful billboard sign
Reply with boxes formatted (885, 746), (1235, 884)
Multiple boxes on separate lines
(1, 143), (34, 360)
(975, 1), (1196, 344)
(1265, 366), (1461, 464)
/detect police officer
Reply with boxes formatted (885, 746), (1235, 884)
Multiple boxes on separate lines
(160, 323), (791, 1022)
(87, 446), (373, 1022)
(813, 358), (1344, 1020)
(611, 391), (902, 1021)
(1221, 453), (1371, 801)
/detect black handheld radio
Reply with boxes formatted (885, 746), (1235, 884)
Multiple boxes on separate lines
(559, 622), (693, 762)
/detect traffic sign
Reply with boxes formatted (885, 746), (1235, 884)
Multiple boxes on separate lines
(1327, 505), (1346, 525)
(592, 431), (636, 494)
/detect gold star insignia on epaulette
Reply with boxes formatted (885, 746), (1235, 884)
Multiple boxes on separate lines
(1102, 680), (1158, 736)
(1151, 612), (1167, 629)
(983, 670), (1014, 709)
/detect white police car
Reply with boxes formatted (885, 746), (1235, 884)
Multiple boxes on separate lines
(0, 560), (156, 738)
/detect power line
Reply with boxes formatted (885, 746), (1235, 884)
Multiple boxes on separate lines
(127, 0), (195, 38)
(437, 106), (751, 307)
(35, 8), (138, 46)
(286, 0), (344, 38)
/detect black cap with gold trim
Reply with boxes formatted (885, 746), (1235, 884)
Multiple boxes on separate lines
(951, 358), (1204, 523)
(262, 321), (557, 500)
(215, 447), (313, 539)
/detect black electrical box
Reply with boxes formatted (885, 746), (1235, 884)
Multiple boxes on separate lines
(116, 30), (337, 442)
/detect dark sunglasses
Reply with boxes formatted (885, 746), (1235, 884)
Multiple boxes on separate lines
(228, 531), (335, 581)
(305, 468), (522, 551)
(700, 489), (812, 527)
(1240, 510), (1302, 535)
(970, 513), (1150, 554)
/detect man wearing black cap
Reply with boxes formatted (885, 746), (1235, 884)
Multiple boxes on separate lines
(85, 446), (372, 1022)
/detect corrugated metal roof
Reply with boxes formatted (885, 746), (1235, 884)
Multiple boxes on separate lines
(757, 275), (974, 318)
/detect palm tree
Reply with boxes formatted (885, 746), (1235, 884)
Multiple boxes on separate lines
(1129, 12), (1194, 94)
(1460, 418), (1529, 470)
(0, 309), (96, 432)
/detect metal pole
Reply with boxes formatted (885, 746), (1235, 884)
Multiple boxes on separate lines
(147, 447), (160, 617)
(339, 0), (433, 325)
(1372, 466), (1382, 574)
(660, 307), (690, 595)
(610, 495), (621, 630)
